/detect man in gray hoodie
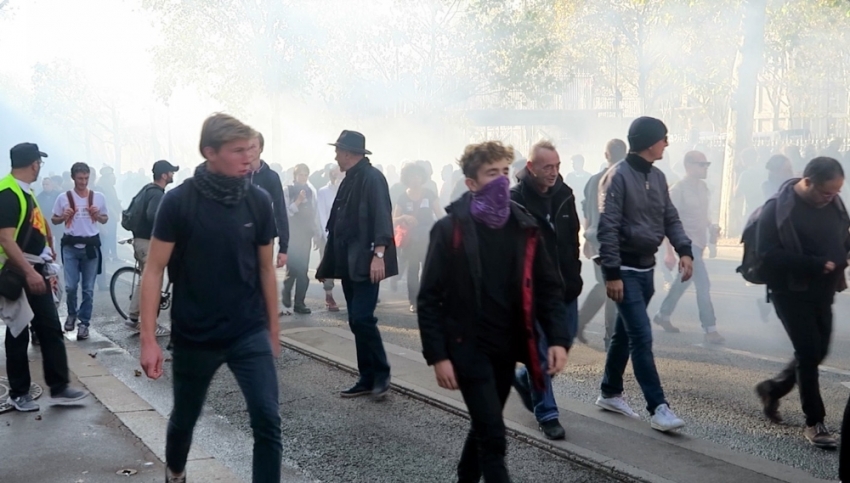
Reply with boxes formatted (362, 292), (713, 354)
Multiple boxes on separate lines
(595, 117), (693, 433)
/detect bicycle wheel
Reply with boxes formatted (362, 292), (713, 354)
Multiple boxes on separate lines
(110, 266), (141, 321)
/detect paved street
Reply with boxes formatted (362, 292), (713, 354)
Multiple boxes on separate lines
(61, 248), (849, 481)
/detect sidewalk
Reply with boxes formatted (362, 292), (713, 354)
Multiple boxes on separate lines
(0, 328), (241, 483)
(280, 326), (831, 483)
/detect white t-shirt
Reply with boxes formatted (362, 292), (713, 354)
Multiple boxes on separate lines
(52, 190), (108, 240)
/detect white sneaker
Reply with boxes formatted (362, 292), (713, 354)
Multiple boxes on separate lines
(595, 395), (640, 419)
(651, 404), (685, 432)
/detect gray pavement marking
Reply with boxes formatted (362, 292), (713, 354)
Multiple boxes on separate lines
(695, 344), (850, 376)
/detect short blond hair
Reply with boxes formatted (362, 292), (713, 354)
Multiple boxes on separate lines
(199, 113), (256, 157)
(528, 140), (556, 162)
(458, 141), (515, 179)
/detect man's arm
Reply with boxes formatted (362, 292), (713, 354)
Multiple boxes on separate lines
(51, 195), (68, 225)
(662, 180), (693, 260)
(417, 220), (450, 365)
(0, 227), (46, 294)
(258, 242), (280, 356)
(266, 172), (289, 255)
(597, 171), (625, 281)
(139, 236), (172, 379)
(533, 239), (572, 349)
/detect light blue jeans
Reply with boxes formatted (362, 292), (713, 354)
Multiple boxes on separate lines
(63, 245), (99, 326)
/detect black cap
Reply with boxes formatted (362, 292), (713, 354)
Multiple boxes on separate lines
(152, 160), (180, 176)
(628, 117), (668, 153)
(10, 143), (48, 168)
(328, 130), (372, 155)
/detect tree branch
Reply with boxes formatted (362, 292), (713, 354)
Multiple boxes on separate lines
(0, 0), (9, 10)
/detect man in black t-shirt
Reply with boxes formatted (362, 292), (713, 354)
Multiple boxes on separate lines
(417, 141), (570, 482)
(138, 114), (282, 483)
(0, 143), (89, 412)
(756, 157), (850, 450)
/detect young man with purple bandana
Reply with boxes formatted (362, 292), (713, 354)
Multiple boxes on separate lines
(417, 141), (570, 483)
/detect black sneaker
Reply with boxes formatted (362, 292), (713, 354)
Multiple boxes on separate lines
(293, 305), (312, 315)
(539, 419), (566, 440)
(64, 315), (77, 332)
(340, 383), (373, 398)
(76, 325), (90, 340)
(51, 387), (89, 406)
(372, 377), (391, 400)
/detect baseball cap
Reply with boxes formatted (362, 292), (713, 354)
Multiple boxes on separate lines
(10, 143), (48, 168)
(152, 160), (180, 176)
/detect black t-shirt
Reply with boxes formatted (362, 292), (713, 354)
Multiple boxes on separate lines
(396, 189), (437, 239)
(474, 218), (522, 357)
(153, 184), (275, 347)
(791, 194), (849, 295)
(0, 187), (48, 257)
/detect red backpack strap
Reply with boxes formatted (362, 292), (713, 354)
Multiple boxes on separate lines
(66, 191), (75, 211)
(451, 217), (462, 252)
(88, 190), (94, 207)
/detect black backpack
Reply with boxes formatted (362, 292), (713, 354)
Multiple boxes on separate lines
(121, 184), (160, 233)
(736, 204), (768, 285)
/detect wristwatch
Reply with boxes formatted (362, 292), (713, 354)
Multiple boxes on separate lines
(374, 252), (385, 259)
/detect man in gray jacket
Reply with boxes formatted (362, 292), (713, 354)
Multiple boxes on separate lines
(595, 117), (693, 433)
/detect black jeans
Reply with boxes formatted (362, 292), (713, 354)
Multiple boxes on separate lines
(764, 294), (832, 427)
(403, 237), (427, 305)
(166, 329), (282, 482)
(5, 272), (70, 398)
(283, 231), (312, 307)
(341, 278), (390, 386)
(457, 352), (515, 483)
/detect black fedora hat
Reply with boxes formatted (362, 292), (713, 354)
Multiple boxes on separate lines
(328, 130), (372, 155)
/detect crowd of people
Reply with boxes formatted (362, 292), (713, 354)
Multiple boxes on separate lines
(4, 112), (850, 483)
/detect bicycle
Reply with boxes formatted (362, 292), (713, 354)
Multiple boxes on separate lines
(110, 238), (172, 323)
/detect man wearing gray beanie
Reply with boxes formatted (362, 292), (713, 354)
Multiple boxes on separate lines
(594, 116), (694, 432)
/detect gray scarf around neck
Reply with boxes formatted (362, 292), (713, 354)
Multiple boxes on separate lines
(193, 162), (249, 207)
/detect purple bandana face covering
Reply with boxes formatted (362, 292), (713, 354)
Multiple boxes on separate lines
(470, 175), (511, 229)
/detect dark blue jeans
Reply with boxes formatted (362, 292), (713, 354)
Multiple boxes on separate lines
(62, 245), (98, 325)
(166, 329), (282, 482)
(341, 278), (390, 386)
(600, 270), (668, 414)
(514, 300), (578, 423)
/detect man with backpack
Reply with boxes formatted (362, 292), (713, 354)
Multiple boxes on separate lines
(139, 113), (282, 483)
(122, 159), (178, 337)
(51, 162), (108, 341)
(752, 157), (848, 449)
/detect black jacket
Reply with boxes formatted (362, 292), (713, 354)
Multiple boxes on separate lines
(316, 158), (398, 282)
(512, 168), (582, 302)
(249, 161), (289, 254)
(417, 193), (570, 390)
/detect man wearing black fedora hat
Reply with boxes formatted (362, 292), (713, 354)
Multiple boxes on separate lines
(317, 130), (398, 399)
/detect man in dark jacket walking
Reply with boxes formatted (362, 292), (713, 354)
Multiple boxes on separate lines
(596, 117), (693, 432)
(509, 140), (580, 440)
(418, 141), (569, 483)
(249, 133), (289, 271)
(317, 130), (398, 400)
(755, 157), (848, 449)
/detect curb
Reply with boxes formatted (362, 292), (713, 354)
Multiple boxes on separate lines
(279, 334), (664, 483)
(64, 343), (243, 483)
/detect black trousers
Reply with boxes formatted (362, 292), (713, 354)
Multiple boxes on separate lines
(764, 294), (832, 427)
(283, 231), (312, 307)
(456, 352), (515, 483)
(5, 271), (70, 398)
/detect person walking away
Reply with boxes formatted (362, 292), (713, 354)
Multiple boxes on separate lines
(138, 114), (282, 483)
(577, 139), (625, 347)
(393, 163), (443, 313)
(247, 133), (290, 285)
(509, 140), (581, 440)
(124, 159), (178, 337)
(652, 151), (725, 344)
(317, 165), (343, 312)
(52, 162), (108, 341)
(282, 163), (320, 315)
(417, 140), (570, 482)
(754, 157), (848, 449)
(596, 117), (693, 432)
(0, 142), (89, 411)
(317, 130), (398, 399)
(565, 154), (592, 209)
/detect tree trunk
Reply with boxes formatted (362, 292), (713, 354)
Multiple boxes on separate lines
(719, 0), (767, 237)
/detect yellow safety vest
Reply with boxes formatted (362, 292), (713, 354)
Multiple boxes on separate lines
(0, 173), (41, 270)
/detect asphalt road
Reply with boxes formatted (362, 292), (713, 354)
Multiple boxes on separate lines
(79, 260), (622, 483)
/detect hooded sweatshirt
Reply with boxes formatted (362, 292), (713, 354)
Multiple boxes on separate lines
(249, 160), (289, 254)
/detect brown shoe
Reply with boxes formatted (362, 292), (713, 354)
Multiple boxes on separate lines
(704, 331), (725, 345)
(326, 293), (340, 312)
(755, 381), (782, 423)
(653, 314), (680, 333)
(804, 423), (838, 449)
